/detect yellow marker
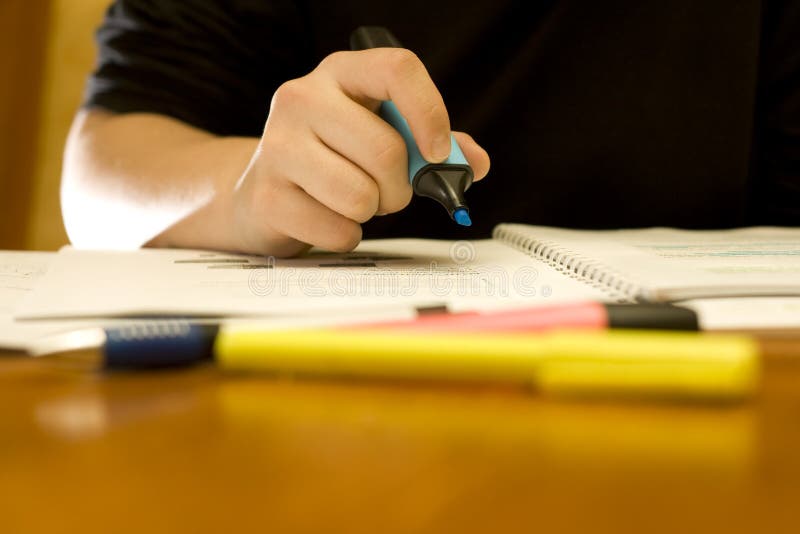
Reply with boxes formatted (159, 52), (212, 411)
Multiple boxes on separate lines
(215, 328), (760, 400)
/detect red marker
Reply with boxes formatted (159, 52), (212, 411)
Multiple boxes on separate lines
(353, 302), (698, 333)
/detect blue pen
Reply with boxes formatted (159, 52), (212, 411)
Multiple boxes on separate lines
(350, 26), (475, 226)
(30, 322), (218, 370)
(28, 307), (432, 369)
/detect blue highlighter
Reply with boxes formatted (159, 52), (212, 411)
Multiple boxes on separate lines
(350, 26), (474, 227)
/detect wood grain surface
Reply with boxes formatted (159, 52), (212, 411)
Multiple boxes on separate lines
(1, 341), (799, 534)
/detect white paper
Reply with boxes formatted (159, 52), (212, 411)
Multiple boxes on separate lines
(681, 298), (800, 331)
(0, 251), (98, 350)
(15, 239), (609, 320)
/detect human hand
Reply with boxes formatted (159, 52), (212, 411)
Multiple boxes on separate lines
(232, 48), (491, 257)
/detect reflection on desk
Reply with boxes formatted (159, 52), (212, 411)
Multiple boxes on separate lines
(1, 351), (799, 534)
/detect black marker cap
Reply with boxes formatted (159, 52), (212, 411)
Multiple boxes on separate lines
(605, 304), (699, 331)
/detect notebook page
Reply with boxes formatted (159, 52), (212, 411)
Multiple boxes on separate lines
(680, 297), (800, 331)
(494, 225), (800, 301)
(15, 240), (609, 320)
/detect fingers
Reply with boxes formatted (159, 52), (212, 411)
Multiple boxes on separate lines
(452, 131), (491, 181)
(285, 138), (382, 223)
(304, 90), (413, 215)
(262, 179), (363, 253)
(317, 49), (452, 163)
(233, 50), (492, 258)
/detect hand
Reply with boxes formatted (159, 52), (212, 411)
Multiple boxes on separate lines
(230, 48), (491, 257)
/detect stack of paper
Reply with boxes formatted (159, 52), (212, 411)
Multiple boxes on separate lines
(2, 240), (609, 352)
(3, 233), (800, 353)
(13, 240), (610, 320)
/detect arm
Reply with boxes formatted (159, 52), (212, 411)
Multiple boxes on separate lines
(62, 109), (259, 252)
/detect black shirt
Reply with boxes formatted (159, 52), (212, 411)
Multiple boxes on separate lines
(85, 0), (800, 239)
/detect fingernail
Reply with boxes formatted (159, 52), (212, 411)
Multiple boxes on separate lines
(430, 134), (452, 162)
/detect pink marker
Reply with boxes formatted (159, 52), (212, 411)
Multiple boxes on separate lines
(352, 302), (698, 333)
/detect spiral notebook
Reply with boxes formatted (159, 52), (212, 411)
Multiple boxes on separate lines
(493, 225), (800, 302)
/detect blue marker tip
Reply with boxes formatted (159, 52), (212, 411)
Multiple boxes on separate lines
(453, 208), (472, 227)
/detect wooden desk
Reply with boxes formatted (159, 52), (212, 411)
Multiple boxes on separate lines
(1, 344), (799, 534)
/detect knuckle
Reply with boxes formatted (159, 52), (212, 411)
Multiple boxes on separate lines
(271, 78), (310, 109)
(380, 184), (413, 214)
(422, 99), (448, 126)
(385, 48), (423, 83)
(342, 177), (379, 223)
(269, 240), (310, 259)
(327, 220), (362, 252)
(372, 133), (407, 171)
(319, 51), (347, 71)
(455, 131), (474, 143)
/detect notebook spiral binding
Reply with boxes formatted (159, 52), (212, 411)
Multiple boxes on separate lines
(493, 225), (641, 302)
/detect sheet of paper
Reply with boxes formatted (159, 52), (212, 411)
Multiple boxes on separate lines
(681, 298), (800, 331)
(0, 249), (418, 352)
(15, 240), (609, 320)
(496, 225), (800, 301)
(0, 251), (98, 351)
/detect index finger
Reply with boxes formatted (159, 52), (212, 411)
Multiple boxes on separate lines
(317, 49), (452, 163)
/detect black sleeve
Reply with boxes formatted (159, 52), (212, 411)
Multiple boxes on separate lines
(84, 0), (314, 137)
(753, 0), (800, 224)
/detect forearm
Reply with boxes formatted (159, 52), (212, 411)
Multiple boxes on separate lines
(62, 109), (259, 251)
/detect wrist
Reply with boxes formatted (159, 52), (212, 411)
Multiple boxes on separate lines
(146, 137), (259, 252)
